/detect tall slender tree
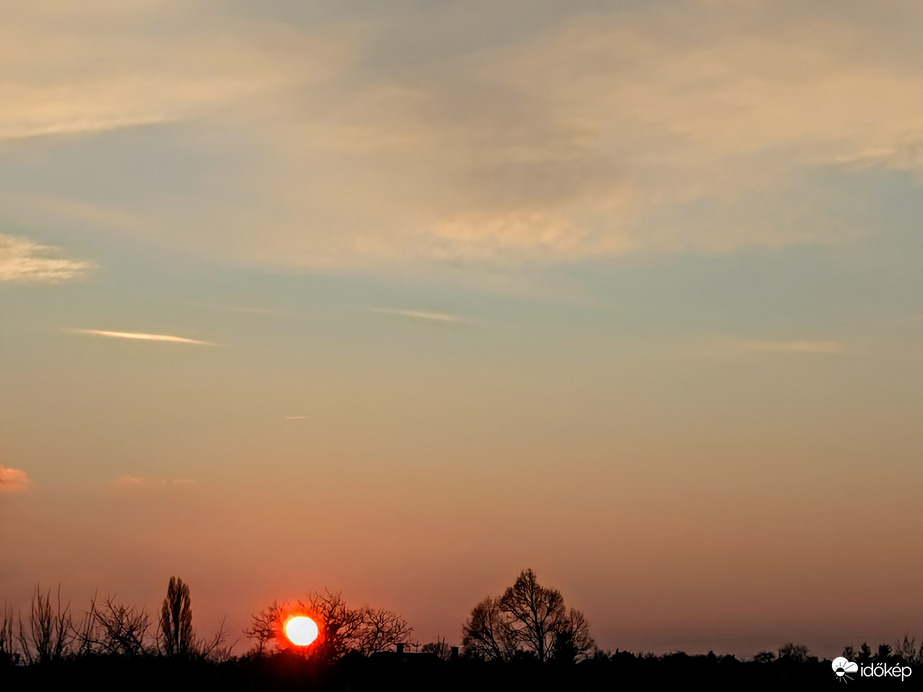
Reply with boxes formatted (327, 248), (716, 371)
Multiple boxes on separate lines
(159, 577), (194, 657)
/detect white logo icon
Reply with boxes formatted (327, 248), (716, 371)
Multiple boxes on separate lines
(832, 657), (859, 683)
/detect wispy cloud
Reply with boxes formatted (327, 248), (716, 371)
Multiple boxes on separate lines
(0, 466), (31, 493)
(285, 415), (307, 420)
(68, 329), (215, 345)
(110, 476), (197, 490)
(369, 307), (466, 323)
(0, 234), (93, 283)
(741, 340), (847, 355)
(6, 3), (923, 268)
(0, 2), (340, 143)
(697, 338), (848, 358)
(229, 306), (284, 315)
(230, 2), (923, 268)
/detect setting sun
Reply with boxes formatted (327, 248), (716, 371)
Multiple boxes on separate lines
(284, 615), (319, 647)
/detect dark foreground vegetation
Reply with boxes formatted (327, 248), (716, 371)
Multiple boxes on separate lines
(4, 648), (923, 692)
(2, 572), (922, 690)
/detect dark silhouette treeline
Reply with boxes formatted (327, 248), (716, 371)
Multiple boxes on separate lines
(2, 572), (922, 691)
(6, 644), (923, 691)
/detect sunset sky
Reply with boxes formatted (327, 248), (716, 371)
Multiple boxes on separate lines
(2, 0), (922, 658)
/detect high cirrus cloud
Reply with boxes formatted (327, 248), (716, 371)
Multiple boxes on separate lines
(4, 2), (923, 269)
(0, 234), (93, 282)
(0, 465), (31, 492)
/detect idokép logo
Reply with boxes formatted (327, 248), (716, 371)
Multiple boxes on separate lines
(832, 656), (912, 683)
(832, 657), (859, 683)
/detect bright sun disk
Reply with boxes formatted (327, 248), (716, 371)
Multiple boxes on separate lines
(284, 615), (319, 646)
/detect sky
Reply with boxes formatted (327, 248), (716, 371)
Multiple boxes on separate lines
(2, 0), (922, 659)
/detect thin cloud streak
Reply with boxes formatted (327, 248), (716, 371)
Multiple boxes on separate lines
(183, 302), (300, 317)
(696, 339), (848, 358)
(369, 307), (466, 323)
(68, 329), (215, 346)
(226, 305), (298, 317)
(0, 115), (175, 143)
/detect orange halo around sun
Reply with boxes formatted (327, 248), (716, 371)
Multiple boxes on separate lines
(284, 615), (319, 647)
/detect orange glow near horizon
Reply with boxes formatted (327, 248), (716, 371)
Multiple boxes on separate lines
(284, 615), (319, 647)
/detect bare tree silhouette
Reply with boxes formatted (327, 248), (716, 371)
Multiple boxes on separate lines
(501, 569), (566, 662)
(244, 600), (282, 657)
(246, 589), (412, 660)
(355, 606), (414, 655)
(551, 609), (594, 663)
(875, 642), (894, 662)
(0, 604), (18, 665)
(777, 642), (809, 663)
(84, 594), (152, 656)
(462, 569), (595, 662)
(16, 584), (76, 664)
(462, 596), (514, 662)
(895, 635), (923, 665)
(420, 636), (452, 660)
(306, 589), (365, 662)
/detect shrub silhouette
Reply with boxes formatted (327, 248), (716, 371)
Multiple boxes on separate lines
(17, 584), (76, 664)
